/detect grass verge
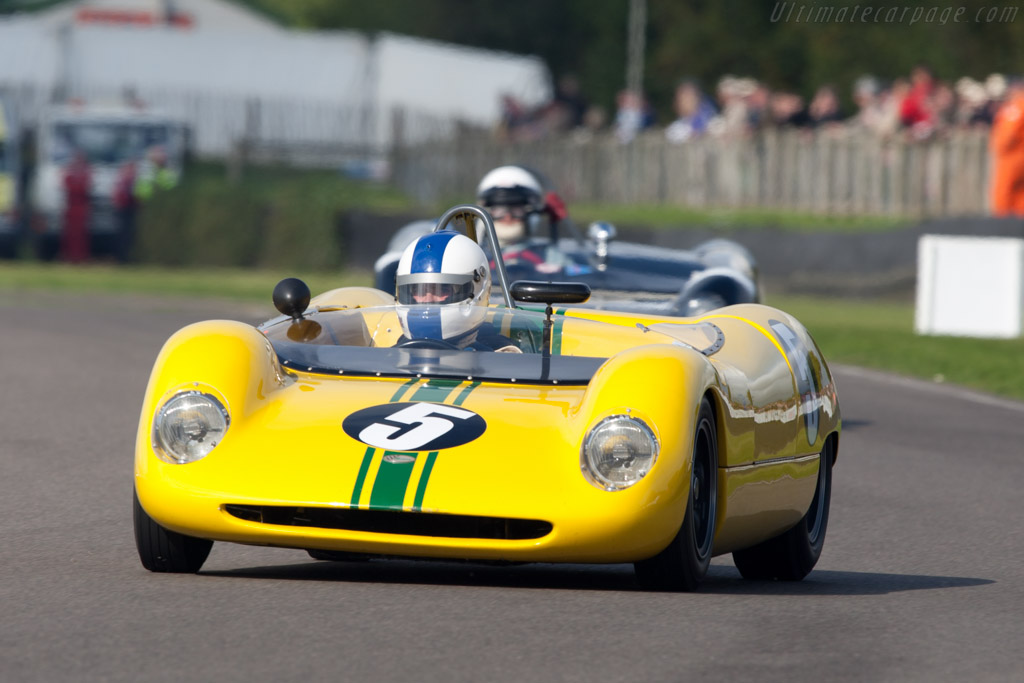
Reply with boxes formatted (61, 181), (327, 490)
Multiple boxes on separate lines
(434, 196), (910, 232)
(135, 162), (419, 270)
(770, 294), (1024, 402)
(0, 262), (370, 301)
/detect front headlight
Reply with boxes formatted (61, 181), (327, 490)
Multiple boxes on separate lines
(581, 415), (659, 491)
(152, 388), (230, 464)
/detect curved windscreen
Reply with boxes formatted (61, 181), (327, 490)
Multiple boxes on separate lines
(260, 305), (633, 385)
(270, 341), (606, 385)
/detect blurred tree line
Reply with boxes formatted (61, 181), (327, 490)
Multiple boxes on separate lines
(244, 0), (1024, 119)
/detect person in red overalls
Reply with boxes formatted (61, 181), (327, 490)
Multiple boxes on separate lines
(113, 160), (138, 263)
(990, 81), (1024, 217)
(61, 150), (92, 263)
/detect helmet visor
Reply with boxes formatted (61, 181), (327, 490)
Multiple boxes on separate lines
(479, 186), (540, 212)
(397, 272), (476, 305)
(489, 205), (530, 221)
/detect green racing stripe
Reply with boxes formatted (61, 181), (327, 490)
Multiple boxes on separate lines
(453, 380), (481, 406)
(369, 451), (421, 509)
(411, 452), (439, 511)
(349, 446), (376, 506)
(353, 378), (481, 511)
(349, 378), (418, 506)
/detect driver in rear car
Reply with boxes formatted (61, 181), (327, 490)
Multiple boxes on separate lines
(394, 231), (521, 352)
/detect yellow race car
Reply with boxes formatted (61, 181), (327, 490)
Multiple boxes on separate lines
(133, 205), (841, 591)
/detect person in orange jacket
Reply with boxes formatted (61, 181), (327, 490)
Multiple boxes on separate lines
(990, 80), (1024, 217)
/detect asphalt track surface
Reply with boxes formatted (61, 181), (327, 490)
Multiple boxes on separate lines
(3, 291), (1023, 682)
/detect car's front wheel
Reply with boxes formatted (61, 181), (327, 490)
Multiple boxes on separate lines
(732, 435), (835, 581)
(133, 489), (213, 573)
(634, 397), (718, 591)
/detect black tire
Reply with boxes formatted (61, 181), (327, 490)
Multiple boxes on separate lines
(133, 489), (213, 573)
(732, 436), (835, 581)
(634, 397), (718, 591)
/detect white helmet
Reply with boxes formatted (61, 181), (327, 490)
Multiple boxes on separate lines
(395, 231), (490, 346)
(476, 166), (545, 246)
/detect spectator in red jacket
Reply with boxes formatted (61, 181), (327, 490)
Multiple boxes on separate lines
(61, 150), (91, 263)
(900, 65), (936, 138)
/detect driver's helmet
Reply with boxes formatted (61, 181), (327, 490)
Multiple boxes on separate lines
(476, 165), (545, 247)
(395, 231), (491, 347)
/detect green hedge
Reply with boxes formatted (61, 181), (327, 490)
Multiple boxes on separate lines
(135, 162), (415, 270)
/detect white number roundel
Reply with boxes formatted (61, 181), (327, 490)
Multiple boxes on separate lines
(343, 402), (487, 451)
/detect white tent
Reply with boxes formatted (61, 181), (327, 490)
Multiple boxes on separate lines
(373, 32), (551, 128)
(0, 1), (552, 157)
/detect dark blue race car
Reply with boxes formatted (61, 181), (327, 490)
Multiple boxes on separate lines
(374, 217), (761, 318)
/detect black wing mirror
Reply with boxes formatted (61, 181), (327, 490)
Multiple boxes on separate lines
(510, 280), (591, 305)
(510, 281), (590, 359)
(273, 278), (311, 322)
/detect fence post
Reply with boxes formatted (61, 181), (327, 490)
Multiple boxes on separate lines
(389, 106), (405, 185)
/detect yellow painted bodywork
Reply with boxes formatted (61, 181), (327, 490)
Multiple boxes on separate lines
(135, 293), (840, 564)
(561, 304), (841, 554)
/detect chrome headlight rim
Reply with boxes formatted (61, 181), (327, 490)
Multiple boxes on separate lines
(151, 384), (231, 465)
(580, 413), (660, 492)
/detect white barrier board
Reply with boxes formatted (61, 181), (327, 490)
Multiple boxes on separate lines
(915, 235), (1024, 338)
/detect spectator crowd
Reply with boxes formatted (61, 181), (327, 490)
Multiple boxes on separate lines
(496, 66), (1024, 216)
(497, 65), (1015, 145)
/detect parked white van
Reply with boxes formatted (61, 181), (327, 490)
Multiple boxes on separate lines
(31, 102), (186, 259)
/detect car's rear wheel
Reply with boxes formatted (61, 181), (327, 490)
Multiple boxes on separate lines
(732, 435), (835, 581)
(133, 489), (213, 573)
(634, 397), (718, 591)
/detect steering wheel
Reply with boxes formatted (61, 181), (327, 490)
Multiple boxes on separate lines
(394, 337), (461, 351)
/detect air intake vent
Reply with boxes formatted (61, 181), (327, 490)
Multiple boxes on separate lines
(223, 504), (552, 540)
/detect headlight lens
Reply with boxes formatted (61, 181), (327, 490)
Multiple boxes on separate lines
(152, 389), (230, 464)
(581, 415), (659, 491)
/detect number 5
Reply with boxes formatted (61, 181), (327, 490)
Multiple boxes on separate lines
(358, 403), (474, 451)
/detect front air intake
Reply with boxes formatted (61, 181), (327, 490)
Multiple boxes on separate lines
(223, 504), (552, 541)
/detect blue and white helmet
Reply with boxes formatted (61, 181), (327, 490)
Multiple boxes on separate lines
(395, 231), (490, 346)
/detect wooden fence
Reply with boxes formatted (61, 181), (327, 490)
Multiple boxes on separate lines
(391, 127), (993, 219)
